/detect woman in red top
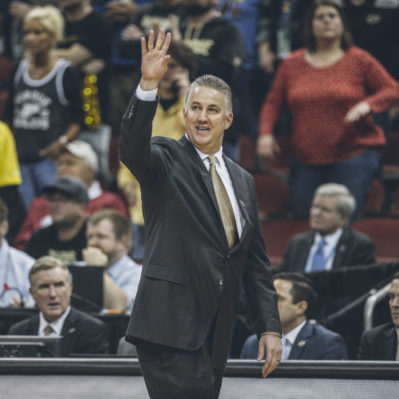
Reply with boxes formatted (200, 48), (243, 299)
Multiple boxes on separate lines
(257, 0), (399, 219)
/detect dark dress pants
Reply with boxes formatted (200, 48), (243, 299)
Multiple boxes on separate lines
(136, 339), (223, 399)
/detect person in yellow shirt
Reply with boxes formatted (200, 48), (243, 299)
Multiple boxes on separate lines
(117, 41), (196, 261)
(0, 121), (25, 243)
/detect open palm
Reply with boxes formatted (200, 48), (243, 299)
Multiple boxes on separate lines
(141, 29), (171, 85)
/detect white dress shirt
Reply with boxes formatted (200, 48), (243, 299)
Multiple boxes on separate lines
(38, 306), (71, 336)
(305, 228), (343, 272)
(193, 145), (243, 238)
(282, 320), (306, 360)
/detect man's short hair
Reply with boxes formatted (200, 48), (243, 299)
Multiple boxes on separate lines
(314, 183), (356, 220)
(274, 272), (317, 316)
(29, 256), (72, 285)
(185, 74), (233, 114)
(88, 209), (132, 242)
(0, 198), (8, 223)
(392, 272), (399, 282)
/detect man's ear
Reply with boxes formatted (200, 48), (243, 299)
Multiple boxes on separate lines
(224, 112), (233, 130)
(296, 300), (308, 316)
(0, 220), (9, 237)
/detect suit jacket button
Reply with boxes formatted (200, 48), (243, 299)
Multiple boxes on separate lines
(218, 279), (223, 287)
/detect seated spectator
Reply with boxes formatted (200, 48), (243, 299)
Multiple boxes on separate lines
(358, 272), (399, 360)
(8, 255), (109, 355)
(24, 176), (88, 263)
(14, 140), (128, 250)
(0, 197), (34, 307)
(82, 209), (142, 311)
(281, 183), (375, 273)
(240, 272), (348, 360)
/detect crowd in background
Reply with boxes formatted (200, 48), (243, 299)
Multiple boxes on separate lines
(0, 0), (399, 360)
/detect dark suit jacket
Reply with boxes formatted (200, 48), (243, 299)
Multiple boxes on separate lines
(281, 228), (375, 272)
(8, 307), (109, 356)
(120, 95), (280, 370)
(358, 322), (397, 360)
(240, 320), (348, 360)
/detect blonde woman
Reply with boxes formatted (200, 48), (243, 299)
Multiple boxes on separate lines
(6, 5), (83, 210)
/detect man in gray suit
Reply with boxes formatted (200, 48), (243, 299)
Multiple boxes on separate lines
(119, 30), (281, 399)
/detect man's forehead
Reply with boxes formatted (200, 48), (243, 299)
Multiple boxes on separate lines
(390, 279), (399, 293)
(32, 267), (69, 282)
(187, 86), (226, 106)
(313, 195), (338, 208)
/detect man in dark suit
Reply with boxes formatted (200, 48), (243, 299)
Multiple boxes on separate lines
(240, 272), (348, 360)
(358, 272), (399, 360)
(119, 30), (281, 399)
(281, 183), (375, 273)
(8, 256), (109, 356)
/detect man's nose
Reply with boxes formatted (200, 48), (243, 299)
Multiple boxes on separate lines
(48, 285), (57, 297)
(198, 109), (207, 121)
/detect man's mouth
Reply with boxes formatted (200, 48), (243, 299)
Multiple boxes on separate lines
(196, 126), (210, 132)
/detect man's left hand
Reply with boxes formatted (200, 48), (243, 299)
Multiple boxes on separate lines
(257, 334), (282, 378)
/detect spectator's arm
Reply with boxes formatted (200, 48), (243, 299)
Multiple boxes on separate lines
(54, 44), (94, 68)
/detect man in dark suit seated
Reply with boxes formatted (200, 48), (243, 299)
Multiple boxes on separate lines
(358, 272), (399, 360)
(119, 30), (281, 399)
(241, 272), (348, 360)
(8, 256), (109, 356)
(281, 183), (375, 273)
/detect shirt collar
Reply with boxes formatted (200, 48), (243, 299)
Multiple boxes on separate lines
(184, 133), (224, 164)
(315, 228), (343, 246)
(283, 320), (306, 345)
(107, 254), (128, 277)
(39, 306), (71, 336)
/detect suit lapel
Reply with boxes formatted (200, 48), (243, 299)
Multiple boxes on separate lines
(382, 326), (397, 360)
(289, 321), (311, 359)
(29, 315), (40, 334)
(180, 137), (228, 248)
(223, 156), (249, 222)
(60, 309), (77, 355)
(299, 233), (314, 271)
(332, 229), (350, 268)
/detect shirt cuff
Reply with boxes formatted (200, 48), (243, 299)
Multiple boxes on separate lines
(136, 84), (158, 101)
(261, 331), (282, 338)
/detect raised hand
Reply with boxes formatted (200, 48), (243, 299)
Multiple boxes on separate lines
(140, 29), (172, 91)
